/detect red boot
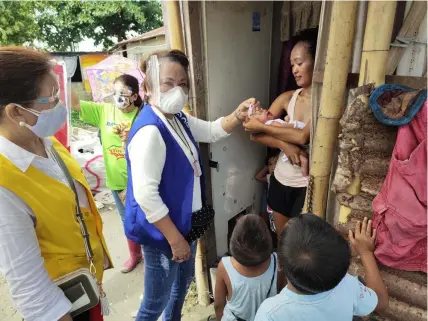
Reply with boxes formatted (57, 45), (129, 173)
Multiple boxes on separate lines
(121, 238), (143, 273)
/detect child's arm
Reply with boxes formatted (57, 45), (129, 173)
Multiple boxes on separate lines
(214, 261), (228, 320)
(276, 257), (286, 292)
(349, 218), (389, 313)
(255, 166), (269, 183)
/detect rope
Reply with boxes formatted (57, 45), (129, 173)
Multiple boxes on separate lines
(306, 175), (315, 213)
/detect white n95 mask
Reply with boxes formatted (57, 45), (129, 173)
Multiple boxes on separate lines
(17, 101), (67, 138)
(159, 86), (188, 114)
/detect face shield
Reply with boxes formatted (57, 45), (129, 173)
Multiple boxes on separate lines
(146, 54), (188, 114)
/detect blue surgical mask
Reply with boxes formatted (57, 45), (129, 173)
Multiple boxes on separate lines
(16, 101), (67, 138)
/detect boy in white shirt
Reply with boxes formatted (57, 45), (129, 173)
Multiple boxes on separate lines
(255, 214), (389, 321)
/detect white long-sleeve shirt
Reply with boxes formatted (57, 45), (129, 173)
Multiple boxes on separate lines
(128, 107), (229, 223)
(0, 137), (92, 321)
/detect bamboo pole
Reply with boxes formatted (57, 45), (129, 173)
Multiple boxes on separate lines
(339, 1), (397, 222)
(358, 1), (398, 86)
(351, 1), (368, 73)
(164, 0), (192, 116)
(164, 0), (185, 51)
(195, 237), (211, 306)
(308, 1), (358, 218)
(163, 0), (210, 306)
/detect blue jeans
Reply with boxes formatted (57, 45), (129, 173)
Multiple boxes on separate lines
(136, 242), (197, 321)
(111, 190), (125, 223)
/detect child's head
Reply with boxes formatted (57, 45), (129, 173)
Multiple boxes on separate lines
(268, 156), (277, 174)
(230, 214), (273, 267)
(278, 213), (350, 294)
(251, 106), (275, 124)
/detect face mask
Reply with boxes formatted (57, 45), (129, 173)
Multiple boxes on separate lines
(159, 86), (188, 114)
(17, 101), (67, 138)
(113, 94), (132, 110)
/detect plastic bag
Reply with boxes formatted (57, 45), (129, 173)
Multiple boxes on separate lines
(70, 128), (107, 193)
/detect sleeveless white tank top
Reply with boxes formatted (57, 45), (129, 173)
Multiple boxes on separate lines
(221, 254), (278, 321)
(274, 88), (309, 188)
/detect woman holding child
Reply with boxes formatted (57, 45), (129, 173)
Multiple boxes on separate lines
(125, 49), (255, 321)
(244, 30), (316, 237)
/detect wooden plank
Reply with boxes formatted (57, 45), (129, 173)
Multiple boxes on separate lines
(314, 71), (426, 89)
(397, 12), (427, 77)
(386, 1), (427, 75)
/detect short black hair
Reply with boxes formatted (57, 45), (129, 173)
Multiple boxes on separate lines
(293, 28), (318, 60)
(230, 214), (273, 267)
(265, 148), (280, 165)
(278, 213), (350, 294)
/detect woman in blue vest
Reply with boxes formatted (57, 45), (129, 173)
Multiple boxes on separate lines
(125, 49), (256, 321)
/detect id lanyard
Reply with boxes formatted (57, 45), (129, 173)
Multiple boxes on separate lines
(167, 117), (202, 177)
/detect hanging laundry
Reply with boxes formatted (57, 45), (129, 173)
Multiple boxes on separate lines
(372, 85), (427, 272)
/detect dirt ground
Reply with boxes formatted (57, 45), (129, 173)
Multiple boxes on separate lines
(0, 207), (215, 321)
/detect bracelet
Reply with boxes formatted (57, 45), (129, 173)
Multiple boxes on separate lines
(234, 110), (242, 122)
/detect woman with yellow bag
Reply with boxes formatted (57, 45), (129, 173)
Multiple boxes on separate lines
(0, 47), (112, 321)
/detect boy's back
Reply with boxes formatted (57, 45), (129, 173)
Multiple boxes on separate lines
(222, 254), (277, 321)
(255, 273), (377, 321)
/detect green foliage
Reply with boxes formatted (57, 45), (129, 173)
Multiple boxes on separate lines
(37, 0), (163, 51)
(0, 1), (163, 51)
(0, 1), (40, 46)
(35, 1), (89, 51)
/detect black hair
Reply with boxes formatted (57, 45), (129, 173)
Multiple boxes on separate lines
(230, 214), (273, 267)
(114, 74), (143, 108)
(278, 213), (350, 294)
(265, 148), (280, 166)
(293, 28), (318, 60)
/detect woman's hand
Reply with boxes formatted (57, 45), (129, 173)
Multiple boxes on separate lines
(169, 235), (191, 263)
(234, 98), (260, 121)
(243, 116), (265, 133)
(281, 142), (302, 166)
(221, 98), (260, 133)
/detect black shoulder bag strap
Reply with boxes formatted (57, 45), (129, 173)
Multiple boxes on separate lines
(266, 254), (277, 298)
(232, 254), (277, 321)
(50, 146), (96, 272)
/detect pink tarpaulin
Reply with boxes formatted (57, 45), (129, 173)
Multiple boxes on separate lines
(85, 55), (145, 102)
(53, 63), (71, 151)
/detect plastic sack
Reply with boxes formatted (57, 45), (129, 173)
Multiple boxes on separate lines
(70, 128), (106, 193)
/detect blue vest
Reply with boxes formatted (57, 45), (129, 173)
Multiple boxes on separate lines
(124, 104), (205, 251)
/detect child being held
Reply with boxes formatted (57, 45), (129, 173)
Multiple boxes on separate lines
(214, 214), (282, 321)
(249, 106), (309, 177)
(255, 214), (389, 321)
